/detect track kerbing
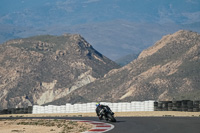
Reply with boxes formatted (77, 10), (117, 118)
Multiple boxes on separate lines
(77, 120), (115, 133)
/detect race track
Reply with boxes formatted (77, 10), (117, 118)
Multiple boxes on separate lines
(1, 116), (200, 133)
(109, 117), (200, 133)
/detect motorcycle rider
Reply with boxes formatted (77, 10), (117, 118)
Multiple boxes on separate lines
(95, 102), (114, 120)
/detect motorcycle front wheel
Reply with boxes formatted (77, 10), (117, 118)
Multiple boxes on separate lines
(107, 113), (116, 122)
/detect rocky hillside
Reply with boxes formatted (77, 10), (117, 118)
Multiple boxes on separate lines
(0, 34), (119, 109)
(48, 30), (200, 105)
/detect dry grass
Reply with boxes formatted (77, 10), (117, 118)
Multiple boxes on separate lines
(115, 111), (200, 117)
(0, 119), (93, 133)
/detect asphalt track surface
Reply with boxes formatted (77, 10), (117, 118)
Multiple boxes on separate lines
(1, 116), (200, 133)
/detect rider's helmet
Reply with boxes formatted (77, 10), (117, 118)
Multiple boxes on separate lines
(96, 102), (100, 107)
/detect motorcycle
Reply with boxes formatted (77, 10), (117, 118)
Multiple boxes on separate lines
(99, 106), (116, 122)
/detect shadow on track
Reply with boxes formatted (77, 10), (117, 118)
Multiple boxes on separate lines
(114, 120), (126, 123)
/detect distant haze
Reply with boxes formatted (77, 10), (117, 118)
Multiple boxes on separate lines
(0, 0), (200, 60)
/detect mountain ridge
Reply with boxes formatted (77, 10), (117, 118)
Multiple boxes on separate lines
(46, 30), (200, 105)
(0, 34), (120, 109)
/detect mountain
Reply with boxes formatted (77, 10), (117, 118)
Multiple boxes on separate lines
(0, 21), (185, 60)
(1, 0), (200, 26)
(0, 34), (119, 109)
(1, 0), (200, 60)
(47, 30), (200, 105)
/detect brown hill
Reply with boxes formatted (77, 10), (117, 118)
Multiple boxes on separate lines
(0, 34), (120, 109)
(48, 30), (200, 105)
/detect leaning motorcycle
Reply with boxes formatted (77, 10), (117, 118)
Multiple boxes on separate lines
(99, 106), (116, 122)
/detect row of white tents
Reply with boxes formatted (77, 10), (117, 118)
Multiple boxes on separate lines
(32, 101), (155, 114)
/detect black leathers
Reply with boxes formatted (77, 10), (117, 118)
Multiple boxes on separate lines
(96, 105), (112, 117)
